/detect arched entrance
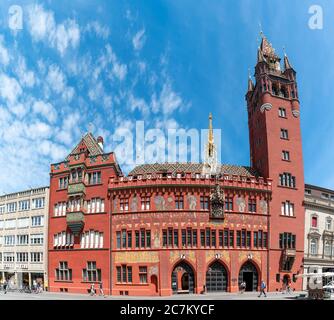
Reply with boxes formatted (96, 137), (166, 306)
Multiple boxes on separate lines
(171, 261), (195, 294)
(151, 275), (158, 294)
(238, 261), (259, 291)
(206, 261), (228, 292)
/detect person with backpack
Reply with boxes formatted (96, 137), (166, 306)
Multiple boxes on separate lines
(258, 280), (267, 297)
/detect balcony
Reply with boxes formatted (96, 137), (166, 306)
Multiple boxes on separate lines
(280, 248), (296, 272)
(67, 182), (86, 196)
(66, 211), (85, 235)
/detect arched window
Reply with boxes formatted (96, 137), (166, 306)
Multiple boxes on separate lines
(272, 83), (279, 96)
(324, 241), (331, 256)
(310, 239), (318, 255)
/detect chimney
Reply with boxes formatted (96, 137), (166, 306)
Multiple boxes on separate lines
(97, 136), (104, 151)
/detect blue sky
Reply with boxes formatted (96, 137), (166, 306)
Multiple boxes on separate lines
(0, 0), (333, 193)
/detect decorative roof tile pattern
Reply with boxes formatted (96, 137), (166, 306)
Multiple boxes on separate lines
(128, 163), (258, 177)
(66, 132), (103, 160)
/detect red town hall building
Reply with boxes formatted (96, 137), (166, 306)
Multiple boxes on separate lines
(47, 35), (305, 296)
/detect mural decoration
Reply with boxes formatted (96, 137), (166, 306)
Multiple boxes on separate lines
(154, 195), (165, 210)
(113, 198), (118, 213)
(131, 196), (138, 212)
(115, 251), (159, 263)
(236, 196), (246, 212)
(187, 194), (197, 210)
(149, 265), (159, 276)
(153, 231), (160, 248)
(260, 200), (268, 214)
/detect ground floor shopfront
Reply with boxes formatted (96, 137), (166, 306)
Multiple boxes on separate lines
(0, 270), (45, 289)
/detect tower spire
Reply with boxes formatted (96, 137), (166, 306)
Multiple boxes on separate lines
(247, 68), (254, 92)
(203, 113), (218, 175)
(283, 51), (293, 70)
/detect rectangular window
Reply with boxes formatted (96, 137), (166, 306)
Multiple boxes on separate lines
(32, 197), (45, 209)
(122, 230), (126, 248)
(30, 252), (43, 262)
(241, 229), (246, 248)
(279, 173), (296, 188)
(211, 230), (216, 247)
(206, 228), (211, 247)
(282, 151), (290, 161)
(175, 196), (184, 210)
(127, 266), (132, 283)
(254, 232), (258, 248)
(237, 231), (241, 247)
(174, 229), (179, 247)
(31, 216), (44, 227)
(83, 261), (101, 282)
(223, 229), (229, 247)
(139, 266), (148, 284)
(146, 230), (151, 248)
(135, 231), (140, 248)
(248, 199), (256, 213)
(140, 229), (145, 248)
(162, 230), (167, 247)
(258, 230), (263, 248)
(56, 262), (72, 281)
(225, 197), (233, 211)
(187, 228), (192, 247)
(89, 172), (101, 184)
(141, 197), (151, 210)
(219, 230), (223, 247)
(30, 234), (44, 245)
(192, 229), (197, 247)
(246, 231), (251, 248)
(127, 231), (132, 248)
(281, 201), (294, 216)
(229, 230), (234, 247)
(200, 196), (209, 210)
(116, 231), (121, 249)
(263, 232), (268, 248)
(280, 129), (289, 139)
(18, 200), (30, 211)
(312, 216), (318, 228)
(182, 229), (186, 247)
(200, 230), (205, 247)
(116, 267), (121, 282)
(168, 228), (173, 246)
(120, 198), (129, 211)
(279, 107), (287, 118)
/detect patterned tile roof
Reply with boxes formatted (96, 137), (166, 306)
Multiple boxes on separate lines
(128, 163), (258, 177)
(66, 132), (103, 160)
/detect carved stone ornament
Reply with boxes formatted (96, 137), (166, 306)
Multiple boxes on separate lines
(210, 184), (225, 219)
(260, 103), (272, 113)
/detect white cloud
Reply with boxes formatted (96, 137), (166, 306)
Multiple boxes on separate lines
(32, 100), (57, 123)
(85, 21), (110, 39)
(26, 4), (80, 56)
(132, 29), (146, 51)
(0, 73), (22, 105)
(15, 56), (36, 88)
(46, 64), (66, 93)
(0, 36), (9, 66)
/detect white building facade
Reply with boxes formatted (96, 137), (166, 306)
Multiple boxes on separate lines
(303, 184), (334, 289)
(0, 187), (49, 289)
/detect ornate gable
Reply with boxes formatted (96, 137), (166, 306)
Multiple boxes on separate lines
(66, 133), (103, 160)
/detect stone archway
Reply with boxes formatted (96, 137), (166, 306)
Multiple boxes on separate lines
(171, 261), (195, 294)
(206, 260), (228, 292)
(238, 261), (259, 292)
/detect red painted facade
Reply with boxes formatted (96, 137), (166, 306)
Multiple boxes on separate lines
(47, 35), (305, 296)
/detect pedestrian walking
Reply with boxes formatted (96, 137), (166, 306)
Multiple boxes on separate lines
(99, 281), (105, 297)
(258, 280), (267, 297)
(3, 280), (8, 294)
(240, 281), (246, 294)
(90, 283), (96, 296)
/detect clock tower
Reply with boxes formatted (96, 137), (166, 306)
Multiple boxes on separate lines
(246, 33), (305, 291)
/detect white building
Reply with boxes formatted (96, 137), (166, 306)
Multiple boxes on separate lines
(303, 184), (334, 289)
(0, 187), (49, 289)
